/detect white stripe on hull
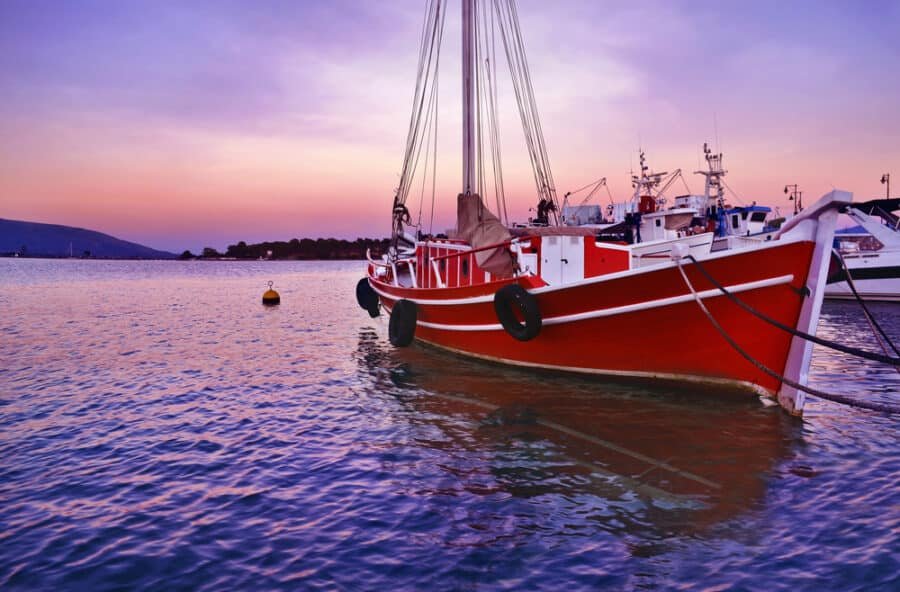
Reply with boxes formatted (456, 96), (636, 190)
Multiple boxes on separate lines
(390, 274), (794, 332)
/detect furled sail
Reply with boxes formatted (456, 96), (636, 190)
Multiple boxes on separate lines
(456, 193), (514, 277)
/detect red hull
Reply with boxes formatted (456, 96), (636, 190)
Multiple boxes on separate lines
(370, 240), (816, 395)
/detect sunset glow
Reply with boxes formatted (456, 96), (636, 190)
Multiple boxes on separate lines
(1, 0), (898, 252)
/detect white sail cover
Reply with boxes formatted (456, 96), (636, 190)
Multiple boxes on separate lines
(456, 193), (514, 277)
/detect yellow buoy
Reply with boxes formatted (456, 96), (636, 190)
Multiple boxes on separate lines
(262, 280), (280, 306)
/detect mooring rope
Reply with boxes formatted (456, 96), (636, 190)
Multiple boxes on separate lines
(675, 258), (900, 414)
(685, 255), (900, 366)
(832, 249), (900, 361)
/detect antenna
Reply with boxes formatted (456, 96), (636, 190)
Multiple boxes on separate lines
(713, 113), (720, 153)
(882, 173), (891, 199)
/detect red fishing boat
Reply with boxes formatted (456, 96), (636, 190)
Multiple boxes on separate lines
(357, 0), (850, 416)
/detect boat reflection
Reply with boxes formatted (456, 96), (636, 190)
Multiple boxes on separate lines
(355, 328), (799, 535)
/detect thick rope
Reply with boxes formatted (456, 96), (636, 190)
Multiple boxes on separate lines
(685, 255), (900, 366)
(676, 259), (900, 414)
(832, 249), (900, 359)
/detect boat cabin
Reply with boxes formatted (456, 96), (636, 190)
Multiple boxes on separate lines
(723, 205), (772, 237)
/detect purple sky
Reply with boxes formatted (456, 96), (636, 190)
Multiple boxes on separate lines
(1, 0), (898, 252)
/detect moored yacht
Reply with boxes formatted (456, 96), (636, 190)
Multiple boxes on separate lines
(827, 198), (900, 301)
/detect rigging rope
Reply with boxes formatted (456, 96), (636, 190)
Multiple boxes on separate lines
(493, 0), (559, 222)
(477, 0), (507, 224)
(394, 0), (445, 246)
(676, 257), (900, 414)
(404, 33), (443, 234)
(474, 0), (485, 200)
(398, 1), (440, 200)
(510, 0), (556, 208)
(721, 179), (746, 206)
(494, 4), (540, 202)
(397, 0), (560, 238)
(428, 69), (439, 236)
(416, 75), (437, 230)
(487, 0), (508, 224)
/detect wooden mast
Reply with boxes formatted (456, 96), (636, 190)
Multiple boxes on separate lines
(461, 0), (475, 195)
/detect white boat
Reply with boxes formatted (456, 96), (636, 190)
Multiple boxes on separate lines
(570, 145), (779, 252)
(562, 151), (716, 265)
(826, 198), (900, 301)
(677, 143), (780, 251)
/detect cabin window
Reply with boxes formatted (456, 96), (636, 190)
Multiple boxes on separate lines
(462, 259), (469, 276)
(741, 211), (749, 220)
(732, 215), (739, 229)
(655, 219), (661, 227)
(750, 212), (767, 222)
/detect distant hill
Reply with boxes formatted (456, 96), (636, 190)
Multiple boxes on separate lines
(0, 218), (176, 259)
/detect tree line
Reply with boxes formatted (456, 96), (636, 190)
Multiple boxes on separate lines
(180, 237), (391, 260)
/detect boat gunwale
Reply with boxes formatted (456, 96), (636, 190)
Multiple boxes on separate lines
(368, 234), (810, 306)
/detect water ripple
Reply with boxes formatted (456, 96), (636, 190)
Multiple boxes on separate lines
(0, 259), (898, 590)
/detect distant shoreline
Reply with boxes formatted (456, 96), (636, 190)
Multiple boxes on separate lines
(0, 254), (373, 261)
(185, 237), (391, 261)
(1, 218), (390, 261)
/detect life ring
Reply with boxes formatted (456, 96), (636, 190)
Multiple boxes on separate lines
(356, 278), (381, 318)
(493, 284), (541, 341)
(389, 299), (417, 347)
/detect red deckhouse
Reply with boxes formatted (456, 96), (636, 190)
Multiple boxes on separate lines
(357, 0), (850, 416)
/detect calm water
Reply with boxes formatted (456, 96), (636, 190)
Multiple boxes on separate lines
(1, 259), (898, 591)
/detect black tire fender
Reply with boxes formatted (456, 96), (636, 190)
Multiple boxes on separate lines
(493, 284), (541, 341)
(356, 278), (381, 318)
(389, 299), (417, 347)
